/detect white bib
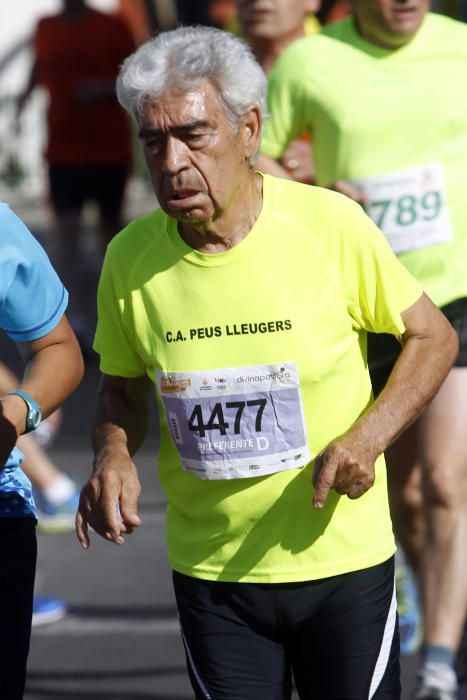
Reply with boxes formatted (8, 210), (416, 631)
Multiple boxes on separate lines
(157, 362), (310, 480)
(352, 163), (453, 254)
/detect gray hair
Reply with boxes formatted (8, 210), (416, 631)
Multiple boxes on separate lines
(116, 25), (267, 155)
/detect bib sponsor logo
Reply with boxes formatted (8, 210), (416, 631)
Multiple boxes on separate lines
(160, 377), (191, 393)
(236, 367), (290, 384)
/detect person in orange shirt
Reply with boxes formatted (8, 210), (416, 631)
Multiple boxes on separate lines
(17, 0), (135, 349)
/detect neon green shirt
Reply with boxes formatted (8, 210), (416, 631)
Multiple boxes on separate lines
(262, 13), (467, 307)
(94, 174), (422, 583)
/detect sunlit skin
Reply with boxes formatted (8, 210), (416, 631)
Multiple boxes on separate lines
(236, 0), (319, 72)
(353, 0), (429, 49)
(138, 81), (263, 254)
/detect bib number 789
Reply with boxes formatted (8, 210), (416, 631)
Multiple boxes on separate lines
(368, 191), (441, 229)
(188, 399), (267, 438)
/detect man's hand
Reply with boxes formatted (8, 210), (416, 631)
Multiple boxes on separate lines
(77, 373), (151, 550)
(328, 180), (367, 205)
(312, 433), (378, 510)
(311, 295), (458, 510)
(76, 449), (142, 549)
(280, 138), (315, 183)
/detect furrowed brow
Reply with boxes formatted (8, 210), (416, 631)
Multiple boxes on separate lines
(138, 121), (210, 139)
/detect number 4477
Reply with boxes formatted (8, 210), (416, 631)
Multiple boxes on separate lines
(188, 399), (267, 438)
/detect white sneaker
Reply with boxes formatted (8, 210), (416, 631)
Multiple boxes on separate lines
(414, 662), (458, 700)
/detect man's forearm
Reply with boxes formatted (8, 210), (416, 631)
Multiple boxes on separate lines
(92, 378), (151, 463)
(78, 378), (147, 549)
(256, 153), (292, 179)
(352, 313), (458, 456)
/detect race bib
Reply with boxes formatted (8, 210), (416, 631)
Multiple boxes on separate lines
(157, 362), (310, 480)
(352, 163), (453, 254)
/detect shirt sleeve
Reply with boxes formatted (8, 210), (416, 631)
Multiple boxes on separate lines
(0, 205), (68, 341)
(93, 246), (147, 378)
(327, 194), (424, 335)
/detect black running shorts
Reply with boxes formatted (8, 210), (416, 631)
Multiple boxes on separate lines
(173, 557), (400, 700)
(369, 296), (467, 398)
(48, 163), (129, 219)
(0, 517), (36, 700)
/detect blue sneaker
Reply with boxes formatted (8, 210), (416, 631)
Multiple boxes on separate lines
(35, 489), (80, 533)
(32, 596), (67, 627)
(396, 550), (422, 655)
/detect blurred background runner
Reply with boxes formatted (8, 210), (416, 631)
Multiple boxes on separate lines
(15, 0), (135, 354)
(258, 2), (467, 698)
(236, 0), (320, 184)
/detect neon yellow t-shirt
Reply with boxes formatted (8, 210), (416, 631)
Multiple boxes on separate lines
(94, 174), (422, 583)
(262, 13), (467, 307)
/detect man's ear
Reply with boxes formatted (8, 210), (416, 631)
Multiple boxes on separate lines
(241, 105), (262, 161)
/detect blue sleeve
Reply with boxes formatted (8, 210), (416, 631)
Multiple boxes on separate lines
(0, 204), (68, 341)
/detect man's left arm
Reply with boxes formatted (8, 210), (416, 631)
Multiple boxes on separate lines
(0, 315), (84, 466)
(312, 293), (458, 509)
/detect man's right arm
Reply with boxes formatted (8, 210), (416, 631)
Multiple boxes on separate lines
(256, 153), (366, 204)
(256, 153), (292, 179)
(76, 373), (152, 550)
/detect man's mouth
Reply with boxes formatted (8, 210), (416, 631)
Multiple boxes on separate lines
(166, 189), (201, 209)
(170, 190), (198, 200)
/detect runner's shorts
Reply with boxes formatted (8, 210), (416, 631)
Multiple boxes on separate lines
(173, 557), (400, 700)
(48, 163), (129, 219)
(0, 517), (36, 700)
(369, 296), (467, 397)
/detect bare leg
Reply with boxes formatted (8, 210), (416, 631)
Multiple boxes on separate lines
(17, 434), (63, 491)
(53, 211), (85, 319)
(418, 367), (467, 651)
(386, 423), (424, 575)
(98, 214), (123, 248)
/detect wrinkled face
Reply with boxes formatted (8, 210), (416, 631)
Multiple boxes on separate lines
(236, 0), (318, 40)
(138, 82), (258, 227)
(353, 0), (429, 48)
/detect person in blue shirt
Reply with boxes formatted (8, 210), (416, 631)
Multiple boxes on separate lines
(0, 203), (83, 699)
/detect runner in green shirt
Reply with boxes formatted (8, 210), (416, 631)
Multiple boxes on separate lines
(259, 1), (467, 697)
(76, 24), (457, 700)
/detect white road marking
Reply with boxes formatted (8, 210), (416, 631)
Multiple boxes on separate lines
(32, 614), (180, 636)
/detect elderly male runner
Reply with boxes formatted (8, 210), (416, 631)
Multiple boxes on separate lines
(76, 26), (457, 700)
(258, 1), (467, 697)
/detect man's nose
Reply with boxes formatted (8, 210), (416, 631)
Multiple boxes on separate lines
(161, 136), (188, 174)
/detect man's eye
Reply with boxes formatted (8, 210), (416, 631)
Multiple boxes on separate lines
(185, 133), (206, 145)
(144, 139), (161, 151)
